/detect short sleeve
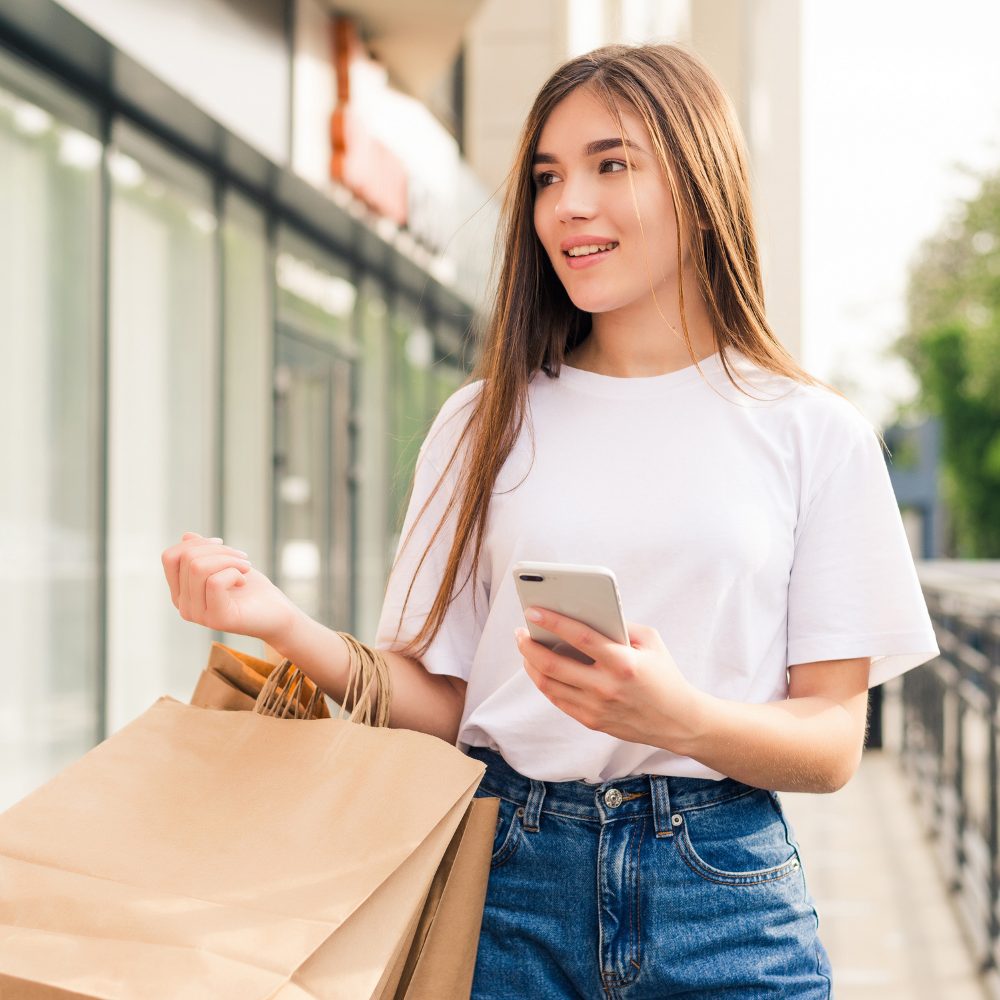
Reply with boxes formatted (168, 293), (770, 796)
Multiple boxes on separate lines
(786, 421), (939, 688)
(372, 415), (487, 682)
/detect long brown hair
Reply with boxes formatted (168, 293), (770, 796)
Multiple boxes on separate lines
(386, 42), (857, 661)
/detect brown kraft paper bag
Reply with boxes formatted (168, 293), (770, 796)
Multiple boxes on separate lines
(191, 641), (498, 997)
(0, 694), (497, 999)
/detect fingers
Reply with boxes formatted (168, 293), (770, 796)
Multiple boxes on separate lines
(515, 628), (599, 693)
(519, 644), (599, 716)
(203, 566), (247, 621)
(522, 606), (625, 658)
(625, 620), (665, 650)
(177, 532), (222, 614)
(179, 553), (252, 622)
(162, 534), (250, 616)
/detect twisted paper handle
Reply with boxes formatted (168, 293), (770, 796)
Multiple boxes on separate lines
(253, 633), (392, 728)
(336, 631), (393, 728)
(253, 659), (326, 719)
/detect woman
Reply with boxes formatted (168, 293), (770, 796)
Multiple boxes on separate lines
(163, 44), (939, 998)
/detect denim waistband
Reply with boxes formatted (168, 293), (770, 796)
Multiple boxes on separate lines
(466, 745), (764, 838)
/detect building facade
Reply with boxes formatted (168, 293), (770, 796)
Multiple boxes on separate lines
(0, 0), (494, 810)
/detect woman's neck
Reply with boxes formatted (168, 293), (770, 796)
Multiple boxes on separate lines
(565, 295), (719, 378)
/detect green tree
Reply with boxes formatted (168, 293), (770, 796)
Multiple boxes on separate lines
(893, 167), (1000, 557)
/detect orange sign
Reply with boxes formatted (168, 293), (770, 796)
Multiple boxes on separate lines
(330, 18), (407, 227)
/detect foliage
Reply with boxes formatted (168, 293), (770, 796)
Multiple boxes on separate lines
(893, 168), (1000, 556)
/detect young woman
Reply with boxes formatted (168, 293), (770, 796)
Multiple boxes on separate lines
(164, 43), (939, 999)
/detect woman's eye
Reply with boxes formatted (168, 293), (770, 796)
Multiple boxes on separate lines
(533, 161), (624, 189)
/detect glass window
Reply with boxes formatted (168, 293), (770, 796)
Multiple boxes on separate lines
(387, 298), (434, 554)
(105, 120), (218, 734)
(275, 227), (356, 350)
(272, 228), (357, 635)
(273, 332), (355, 631)
(385, 301), (476, 554)
(220, 191), (272, 655)
(355, 276), (391, 640)
(0, 56), (102, 810)
(430, 318), (472, 412)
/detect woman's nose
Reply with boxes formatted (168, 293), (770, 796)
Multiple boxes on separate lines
(553, 175), (597, 222)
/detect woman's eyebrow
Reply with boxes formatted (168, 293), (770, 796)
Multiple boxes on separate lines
(532, 137), (643, 165)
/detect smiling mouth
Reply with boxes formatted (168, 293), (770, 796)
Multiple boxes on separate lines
(563, 241), (619, 258)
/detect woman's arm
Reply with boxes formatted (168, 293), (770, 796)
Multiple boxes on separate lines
(270, 609), (468, 745)
(513, 606), (871, 794)
(162, 533), (467, 744)
(676, 658), (871, 793)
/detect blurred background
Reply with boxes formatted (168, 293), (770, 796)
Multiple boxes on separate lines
(1, 0), (999, 995)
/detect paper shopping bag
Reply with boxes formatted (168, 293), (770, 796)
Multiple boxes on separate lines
(0, 696), (493, 999)
(240, 645), (497, 998)
(391, 793), (498, 999)
(235, 642), (496, 998)
(190, 642), (330, 718)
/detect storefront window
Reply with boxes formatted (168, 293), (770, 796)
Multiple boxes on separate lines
(273, 228), (357, 634)
(105, 121), (218, 733)
(0, 58), (102, 810)
(354, 277), (392, 640)
(219, 191), (272, 654)
(430, 319), (470, 412)
(275, 229), (356, 349)
(385, 302), (475, 548)
(387, 298), (433, 552)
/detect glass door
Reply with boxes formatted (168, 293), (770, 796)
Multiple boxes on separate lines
(273, 330), (354, 631)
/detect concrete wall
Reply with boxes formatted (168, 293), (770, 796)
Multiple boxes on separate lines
(58, 0), (290, 162)
(463, 0), (570, 196)
(692, 0), (802, 358)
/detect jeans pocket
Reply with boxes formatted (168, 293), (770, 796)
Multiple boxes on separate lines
(477, 792), (524, 870)
(673, 787), (802, 887)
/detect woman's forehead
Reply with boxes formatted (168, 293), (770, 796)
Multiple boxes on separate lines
(537, 88), (649, 154)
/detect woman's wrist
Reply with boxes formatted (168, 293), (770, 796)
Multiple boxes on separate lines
(262, 610), (358, 706)
(260, 603), (314, 660)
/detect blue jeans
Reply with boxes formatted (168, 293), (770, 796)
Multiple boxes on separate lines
(466, 746), (833, 999)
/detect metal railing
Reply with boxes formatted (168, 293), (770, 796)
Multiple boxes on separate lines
(899, 567), (1000, 989)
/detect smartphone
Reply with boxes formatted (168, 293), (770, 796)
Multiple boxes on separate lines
(512, 561), (629, 665)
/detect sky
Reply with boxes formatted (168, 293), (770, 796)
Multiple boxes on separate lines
(801, 0), (1000, 426)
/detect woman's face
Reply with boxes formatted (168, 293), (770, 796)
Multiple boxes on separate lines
(532, 86), (688, 316)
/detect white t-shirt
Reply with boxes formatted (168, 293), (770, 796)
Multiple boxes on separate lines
(374, 348), (939, 783)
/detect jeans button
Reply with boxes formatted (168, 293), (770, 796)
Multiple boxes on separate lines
(604, 788), (623, 808)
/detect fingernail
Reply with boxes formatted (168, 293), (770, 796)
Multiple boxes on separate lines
(207, 537), (223, 543)
(525, 608), (542, 622)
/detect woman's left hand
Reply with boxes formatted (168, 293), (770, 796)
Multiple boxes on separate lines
(515, 607), (704, 753)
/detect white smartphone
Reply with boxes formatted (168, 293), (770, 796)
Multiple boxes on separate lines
(512, 561), (629, 665)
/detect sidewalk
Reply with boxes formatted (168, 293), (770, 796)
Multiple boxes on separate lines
(780, 749), (988, 1000)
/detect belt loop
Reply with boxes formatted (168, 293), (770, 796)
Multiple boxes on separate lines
(649, 774), (673, 838)
(522, 778), (546, 833)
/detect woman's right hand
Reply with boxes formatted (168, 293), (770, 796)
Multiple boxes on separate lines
(161, 532), (300, 645)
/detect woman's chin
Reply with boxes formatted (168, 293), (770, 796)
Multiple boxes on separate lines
(566, 291), (632, 315)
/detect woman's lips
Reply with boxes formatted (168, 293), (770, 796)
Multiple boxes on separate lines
(563, 245), (619, 270)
